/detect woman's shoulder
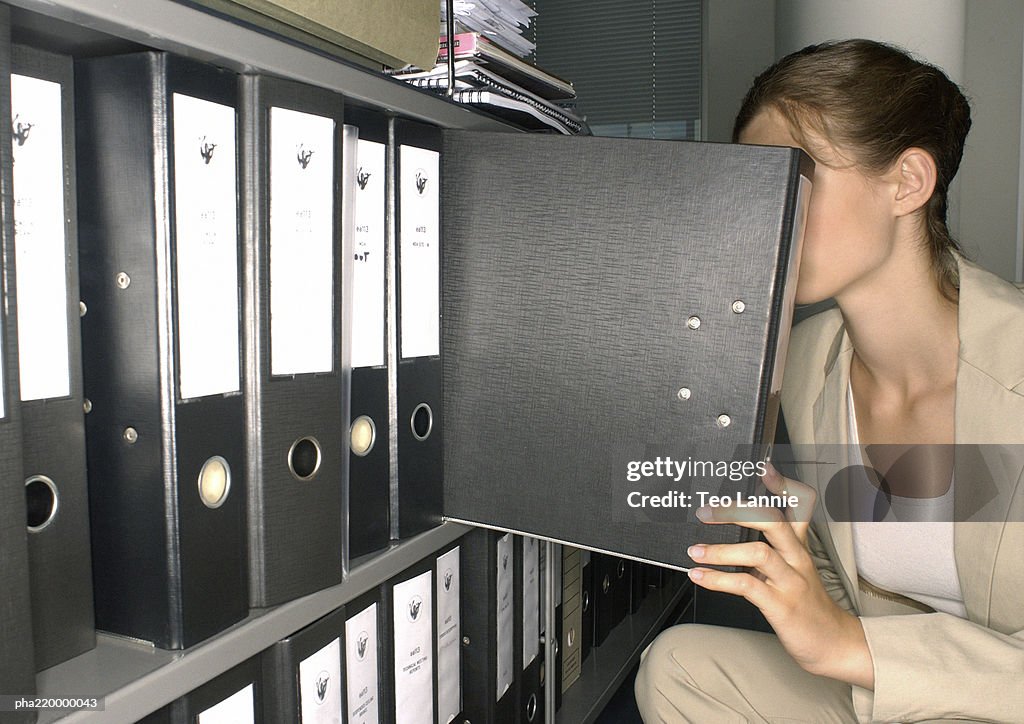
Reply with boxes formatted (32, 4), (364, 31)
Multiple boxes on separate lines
(957, 258), (1024, 392)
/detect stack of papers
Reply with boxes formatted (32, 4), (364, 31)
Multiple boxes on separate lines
(397, 60), (586, 134)
(440, 0), (536, 58)
(391, 5), (585, 135)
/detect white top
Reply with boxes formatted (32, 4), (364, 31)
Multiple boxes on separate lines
(847, 384), (967, 618)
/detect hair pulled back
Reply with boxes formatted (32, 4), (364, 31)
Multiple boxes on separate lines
(733, 39), (972, 299)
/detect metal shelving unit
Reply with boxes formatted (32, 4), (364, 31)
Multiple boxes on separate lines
(4, 0), (514, 131)
(4, 3), (691, 721)
(37, 523), (472, 723)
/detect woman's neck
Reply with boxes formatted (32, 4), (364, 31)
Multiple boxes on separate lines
(836, 243), (959, 402)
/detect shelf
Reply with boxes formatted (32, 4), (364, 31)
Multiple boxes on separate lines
(36, 522), (472, 723)
(4, 0), (516, 131)
(556, 580), (694, 724)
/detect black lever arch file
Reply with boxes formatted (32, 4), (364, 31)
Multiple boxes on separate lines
(0, 6), (37, 710)
(13, 43), (95, 673)
(76, 52), (248, 649)
(241, 73), (347, 608)
(441, 132), (812, 571)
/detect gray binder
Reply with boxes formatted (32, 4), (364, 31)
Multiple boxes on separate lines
(76, 51), (248, 649)
(441, 132), (812, 571)
(12, 43), (95, 672)
(241, 74), (347, 608)
(0, 6), (37, 715)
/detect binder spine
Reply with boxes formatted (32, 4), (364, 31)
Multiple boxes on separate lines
(0, 5), (37, 712)
(260, 606), (347, 722)
(344, 107), (391, 559)
(241, 74), (346, 608)
(393, 118), (444, 539)
(11, 43), (95, 671)
(77, 52), (248, 649)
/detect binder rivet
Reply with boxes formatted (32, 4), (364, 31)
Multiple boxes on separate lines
(677, 387), (691, 401)
(686, 316), (701, 330)
(462, 636), (471, 646)
(732, 300), (746, 314)
(717, 414), (732, 428)
(602, 574), (611, 593)
(116, 272), (131, 289)
(123, 427), (138, 444)
(83, 398), (92, 414)
(79, 301), (87, 317)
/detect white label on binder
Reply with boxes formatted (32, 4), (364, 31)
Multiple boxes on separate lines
(398, 145), (440, 359)
(172, 93), (241, 399)
(496, 532), (514, 700)
(11, 74), (70, 402)
(299, 637), (343, 723)
(523, 537), (540, 668)
(392, 570), (434, 724)
(436, 546), (461, 724)
(352, 139), (386, 368)
(270, 106), (335, 376)
(346, 602), (380, 724)
(196, 683), (255, 723)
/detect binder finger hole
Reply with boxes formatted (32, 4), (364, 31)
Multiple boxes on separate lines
(350, 415), (376, 457)
(411, 403), (433, 441)
(289, 436), (322, 481)
(526, 693), (537, 722)
(197, 456), (232, 509)
(25, 475), (59, 532)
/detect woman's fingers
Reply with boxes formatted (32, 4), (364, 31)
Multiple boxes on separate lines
(687, 540), (797, 587)
(687, 567), (774, 610)
(761, 462), (816, 541)
(696, 503), (807, 563)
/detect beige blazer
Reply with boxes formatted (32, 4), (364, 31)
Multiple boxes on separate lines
(780, 258), (1024, 723)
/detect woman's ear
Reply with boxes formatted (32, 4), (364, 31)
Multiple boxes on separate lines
(892, 148), (937, 216)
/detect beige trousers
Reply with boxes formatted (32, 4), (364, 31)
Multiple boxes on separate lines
(634, 624), (858, 723)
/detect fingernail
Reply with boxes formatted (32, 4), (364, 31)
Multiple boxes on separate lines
(762, 461), (777, 478)
(687, 545), (705, 559)
(688, 569), (704, 581)
(695, 506), (713, 522)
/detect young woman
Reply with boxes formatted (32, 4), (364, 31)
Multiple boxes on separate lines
(635, 39), (1024, 722)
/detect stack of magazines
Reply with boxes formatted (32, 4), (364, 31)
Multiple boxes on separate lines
(390, 1), (588, 135)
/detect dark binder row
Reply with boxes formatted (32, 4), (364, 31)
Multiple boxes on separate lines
(130, 532), (687, 724)
(0, 18), (446, 705)
(135, 531), (564, 724)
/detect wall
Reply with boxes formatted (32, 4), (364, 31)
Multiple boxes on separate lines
(959, 1), (1024, 280)
(701, 0), (776, 143)
(704, 0), (1024, 281)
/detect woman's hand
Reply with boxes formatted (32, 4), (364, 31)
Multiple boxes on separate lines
(686, 463), (875, 690)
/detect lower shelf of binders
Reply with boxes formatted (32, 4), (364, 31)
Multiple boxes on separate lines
(556, 578), (694, 724)
(35, 522), (473, 724)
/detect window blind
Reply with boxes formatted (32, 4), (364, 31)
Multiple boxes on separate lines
(530, 0), (701, 139)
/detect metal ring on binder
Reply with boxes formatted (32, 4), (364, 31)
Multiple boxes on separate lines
(288, 436), (323, 481)
(410, 402), (433, 441)
(526, 693), (537, 722)
(350, 415), (377, 457)
(197, 455), (232, 509)
(26, 475), (59, 533)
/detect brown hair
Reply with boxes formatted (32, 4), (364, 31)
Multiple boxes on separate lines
(733, 39), (972, 300)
